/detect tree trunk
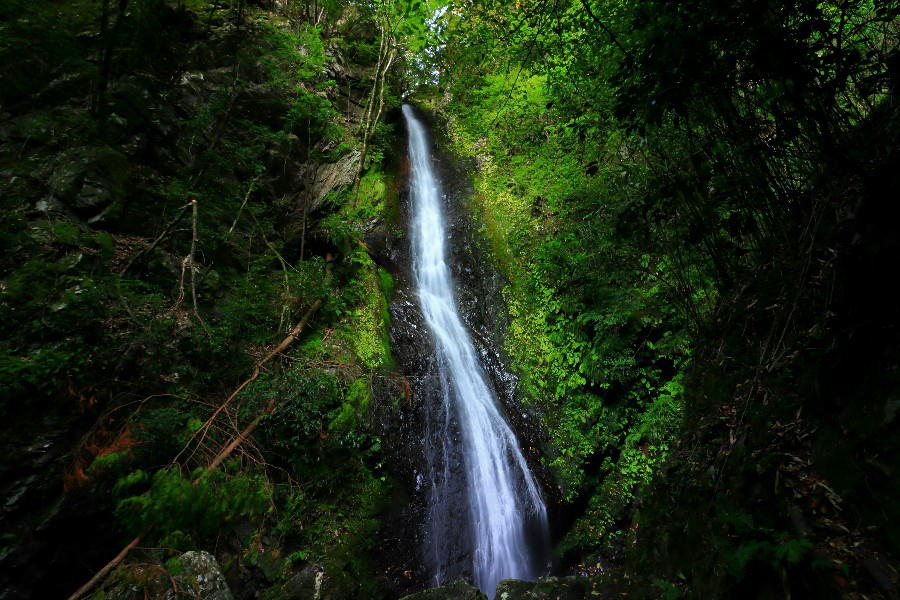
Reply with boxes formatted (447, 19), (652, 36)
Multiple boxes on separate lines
(353, 26), (394, 194)
(95, 0), (129, 121)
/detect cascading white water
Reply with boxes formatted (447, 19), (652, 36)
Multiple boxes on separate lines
(403, 104), (548, 598)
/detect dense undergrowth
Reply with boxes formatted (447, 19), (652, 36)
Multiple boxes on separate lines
(424, 0), (900, 596)
(436, 67), (692, 570)
(0, 1), (407, 597)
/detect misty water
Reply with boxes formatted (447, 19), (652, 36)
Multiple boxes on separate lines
(403, 104), (549, 598)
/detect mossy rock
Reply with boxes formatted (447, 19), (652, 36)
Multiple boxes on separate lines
(48, 145), (130, 221)
(98, 551), (233, 600)
(399, 579), (487, 600)
(495, 576), (597, 599)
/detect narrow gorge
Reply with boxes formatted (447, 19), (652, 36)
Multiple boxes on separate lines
(1, 1), (898, 599)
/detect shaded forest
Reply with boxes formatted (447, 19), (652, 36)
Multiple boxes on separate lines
(0, 0), (898, 598)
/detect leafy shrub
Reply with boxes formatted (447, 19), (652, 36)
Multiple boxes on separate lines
(115, 467), (271, 540)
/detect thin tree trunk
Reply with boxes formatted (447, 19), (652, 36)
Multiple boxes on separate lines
(96, 0), (129, 121)
(300, 118), (314, 261)
(356, 46), (396, 193)
(369, 48), (396, 149)
(68, 295), (321, 597)
(361, 30), (387, 130)
(354, 28), (394, 193)
(189, 198), (203, 324)
(92, 0), (112, 114)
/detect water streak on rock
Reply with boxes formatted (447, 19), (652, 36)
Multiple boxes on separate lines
(403, 104), (548, 598)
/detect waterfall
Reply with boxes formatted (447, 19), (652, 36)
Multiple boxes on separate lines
(403, 104), (548, 598)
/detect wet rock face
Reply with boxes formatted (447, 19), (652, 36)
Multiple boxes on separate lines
(428, 114), (555, 499)
(309, 149), (360, 208)
(370, 108), (554, 597)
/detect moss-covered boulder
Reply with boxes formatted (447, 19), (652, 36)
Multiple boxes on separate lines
(257, 566), (321, 600)
(399, 579), (487, 600)
(495, 576), (598, 599)
(48, 145), (129, 222)
(101, 550), (233, 600)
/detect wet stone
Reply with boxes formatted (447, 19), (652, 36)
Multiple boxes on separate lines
(399, 579), (487, 600)
(495, 576), (597, 600)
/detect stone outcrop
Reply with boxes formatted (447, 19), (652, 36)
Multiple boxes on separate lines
(398, 576), (604, 600)
(103, 550), (233, 600)
(399, 579), (487, 600)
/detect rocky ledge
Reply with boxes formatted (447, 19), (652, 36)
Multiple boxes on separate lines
(398, 576), (608, 600)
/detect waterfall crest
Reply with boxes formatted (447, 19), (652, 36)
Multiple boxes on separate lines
(403, 104), (549, 598)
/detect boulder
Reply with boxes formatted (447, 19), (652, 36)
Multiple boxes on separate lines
(177, 551), (234, 600)
(48, 146), (129, 222)
(103, 550), (234, 600)
(399, 579), (487, 600)
(495, 576), (598, 599)
(258, 565), (322, 600)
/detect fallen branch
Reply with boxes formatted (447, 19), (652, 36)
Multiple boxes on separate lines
(228, 176), (260, 235)
(174, 296), (323, 467)
(70, 257), (332, 600)
(202, 290), (330, 475)
(67, 536), (141, 600)
(203, 398), (274, 476)
(119, 202), (192, 274)
(67, 296), (319, 599)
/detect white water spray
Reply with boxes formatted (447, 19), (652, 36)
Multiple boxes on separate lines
(403, 104), (548, 597)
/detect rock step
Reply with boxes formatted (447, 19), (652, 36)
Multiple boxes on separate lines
(399, 576), (611, 600)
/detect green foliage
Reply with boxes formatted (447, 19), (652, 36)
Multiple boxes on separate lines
(131, 405), (201, 466)
(443, 70), (693, 536)
(0, 345), (86, 404)
(259, 23), (327, 89)
(342, 263), (392, 372)
(556, 377), (684, 559)
(0, 0), (97, 104)
(257, 369), (343, 452)
(272, 466), (388, 597)
(431, 0), (900, 585)
(204, 261), (281, 348)
(435, 0), (793, 570)
(377, 267), (395, 300)
(0, 0), (408, 596)
(87, 451), (129, 478)
(115, 467), (271, 540)
(715, 505), (815, 580)
(329, 378), (371, 440)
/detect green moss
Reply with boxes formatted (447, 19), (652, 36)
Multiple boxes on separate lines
(377, 267), (395, 300)
(442, 74), (692, 558)
(0, 0), (409, 596)
(357, 169), (387, 217)
(115, 467), (272, 541)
